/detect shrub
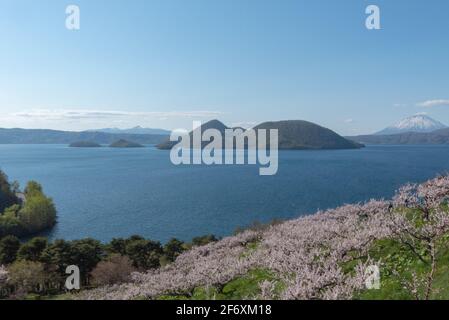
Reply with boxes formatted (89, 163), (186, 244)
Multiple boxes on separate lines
(7, 260), (49, 296)
(90, 255), (136, 286)
(0, 236), (21, 265)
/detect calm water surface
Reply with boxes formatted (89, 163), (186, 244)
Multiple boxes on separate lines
(1, 144), (448, 243)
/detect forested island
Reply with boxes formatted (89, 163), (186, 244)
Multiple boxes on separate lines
(69, 141), (102, 148)
(109, 139), (144, 148)
(68, 140), (144, 148)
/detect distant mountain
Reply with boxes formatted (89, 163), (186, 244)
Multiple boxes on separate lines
(88, 126), (170, 135)
(375, 115), (446, 135)
(109, 139), (144, 148)
(0, 128), (168, 144)
(348, 127), (449, 145)
(157, 119), (363, 150)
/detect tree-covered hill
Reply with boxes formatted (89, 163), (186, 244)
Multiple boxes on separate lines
(0, 170), (56, 238)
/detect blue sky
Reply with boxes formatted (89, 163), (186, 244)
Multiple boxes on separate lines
(1, 0), (449, 134)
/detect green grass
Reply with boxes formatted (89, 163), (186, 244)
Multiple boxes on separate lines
(158, 269), (283, 300)
(353, 238), (449, 300)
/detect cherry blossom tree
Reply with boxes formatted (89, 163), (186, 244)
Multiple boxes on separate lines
(389, 176), (449, 299)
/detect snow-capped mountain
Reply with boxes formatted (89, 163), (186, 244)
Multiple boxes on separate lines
(375, 115), (447, 135)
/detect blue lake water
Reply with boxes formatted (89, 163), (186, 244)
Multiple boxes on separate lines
(1, 144), (449, 243)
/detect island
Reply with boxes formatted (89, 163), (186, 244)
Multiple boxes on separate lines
(109, 139), (144, 148)
(157, 119), (364, 150)
(69, 141), (102, 148)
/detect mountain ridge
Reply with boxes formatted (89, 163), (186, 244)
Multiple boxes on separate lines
(0, 128), (167, 144)
(87, 126), (170, 135)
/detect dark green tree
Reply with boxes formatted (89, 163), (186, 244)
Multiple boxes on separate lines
(17, 237), (48, 261)
(41, 239), (74, 274)
(108, 238), (127, 255)
(70, 239), (104, 284)
(191, 234), (218, 247)
(163, 238), (185, 262)
(0, 235), (21, 265)
(125, 238), (162, 269)
(0, 170), (18, 213)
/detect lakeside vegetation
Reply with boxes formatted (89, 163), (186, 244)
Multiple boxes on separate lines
(0, 170), (56, 238)
(0, 233), (218, 299)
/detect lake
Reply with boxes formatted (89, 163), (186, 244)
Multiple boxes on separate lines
(1, 144), (449, 243)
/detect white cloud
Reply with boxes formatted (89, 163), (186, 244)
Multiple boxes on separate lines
(344, 118), (354, 123)
(12, 109), (223, 120)
(0, 109), (224, 131)
(417, 99), (449, 108)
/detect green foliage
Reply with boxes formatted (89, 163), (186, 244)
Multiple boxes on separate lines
(191, 234), (218, 247)
(0, 175), (57, 238)
(220, 269), (282, 300)
(125, 238), (162, 270)
(7, 260), (50, 296)
(41, 238), (104, 285)
(24, 181), (43, 197)
(0, 170), (19, 213)
(353, 237), (449, 300)
(0, 235), (21, 265)
(0, 205), (24, 238)
(17, 237), (48, 261)
(107, 235), (164, 270)
(41, 239), (73, 273)
(18, 182), (56, 234)
(70, 239), (104, 284)
(163, 238), (185, 262)
(158, 269), (283, 300)
(108, 238), (127, 256)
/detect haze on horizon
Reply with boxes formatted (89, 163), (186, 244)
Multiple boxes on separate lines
(1, 0), (449, 135)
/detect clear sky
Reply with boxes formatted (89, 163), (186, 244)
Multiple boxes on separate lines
(1, 0), (449, 134)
